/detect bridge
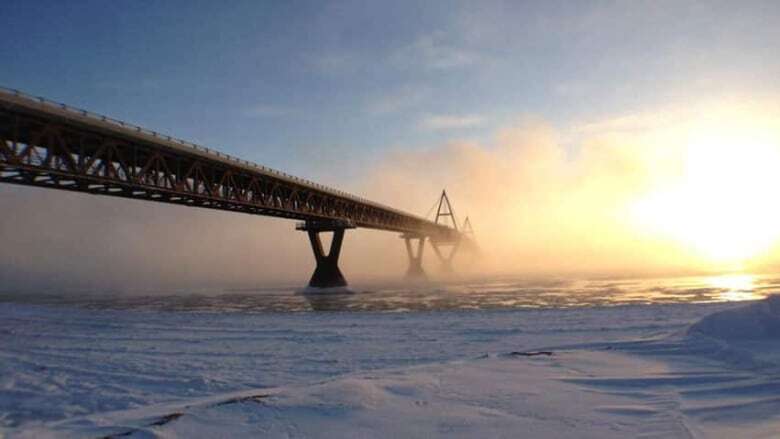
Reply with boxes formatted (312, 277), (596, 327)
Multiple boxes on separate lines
(0, 87), (473, 289)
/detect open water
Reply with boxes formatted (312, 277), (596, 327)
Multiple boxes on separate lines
(0, 273), (774, 312)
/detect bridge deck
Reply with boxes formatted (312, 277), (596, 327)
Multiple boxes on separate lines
(0, 87), (460, 241)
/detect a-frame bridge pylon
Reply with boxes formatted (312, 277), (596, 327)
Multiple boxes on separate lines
(430, 190), (462, 272)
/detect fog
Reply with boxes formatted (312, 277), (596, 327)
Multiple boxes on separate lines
(362, 100), (780, 278)
(362, 117), (691, 278)
(3, 101), (780, 292)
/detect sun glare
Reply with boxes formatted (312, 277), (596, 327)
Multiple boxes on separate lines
(705, 274), (763, 302)
(632, 108), (780, 265)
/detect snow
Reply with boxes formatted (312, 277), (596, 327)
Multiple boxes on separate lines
(2, 297), (780, 438)
(688, 294), (780, 340)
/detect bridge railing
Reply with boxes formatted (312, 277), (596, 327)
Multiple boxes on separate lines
(0, 86), (430, 223)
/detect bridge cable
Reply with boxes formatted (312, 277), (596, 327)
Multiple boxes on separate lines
(423, 197), (441, 220)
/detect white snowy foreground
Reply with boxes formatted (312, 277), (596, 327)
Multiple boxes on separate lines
(2, 296), (780, 438)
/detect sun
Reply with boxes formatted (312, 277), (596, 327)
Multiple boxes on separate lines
(631, 108), (780, 265)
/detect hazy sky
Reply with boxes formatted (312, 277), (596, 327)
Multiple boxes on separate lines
(2, 1), (778, 180)
(2, 1), (780, 289)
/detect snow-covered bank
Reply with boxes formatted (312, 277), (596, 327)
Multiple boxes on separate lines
(2, 298), (780, 437)
(689, 294), (780, 340)
(16, 351), (695, 438)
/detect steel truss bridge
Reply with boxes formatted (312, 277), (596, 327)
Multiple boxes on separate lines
(0, 87), (473, 288)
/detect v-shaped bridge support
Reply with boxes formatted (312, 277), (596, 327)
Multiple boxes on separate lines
(298, 221), (354, 288)
(431, 238), (461, 272)
(402, 234), (427, 279)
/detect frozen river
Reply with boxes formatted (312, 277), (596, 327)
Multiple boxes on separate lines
(1, 274), (779, 437)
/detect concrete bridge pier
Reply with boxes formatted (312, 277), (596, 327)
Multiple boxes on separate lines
(431, 238), (461, 273)
(402, 234), (427, 280)
(298, 221), (354, 288)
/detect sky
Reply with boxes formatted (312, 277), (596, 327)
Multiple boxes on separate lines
(2, 1), (780, 289)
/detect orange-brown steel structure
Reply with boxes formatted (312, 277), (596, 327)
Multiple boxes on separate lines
(0, 87), (469, 287)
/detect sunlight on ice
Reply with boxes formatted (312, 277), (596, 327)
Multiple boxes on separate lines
(705, 274), (764, 302)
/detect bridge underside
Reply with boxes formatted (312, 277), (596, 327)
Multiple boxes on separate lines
(0, 97), (459, 239)
(0, 89), (470, 289)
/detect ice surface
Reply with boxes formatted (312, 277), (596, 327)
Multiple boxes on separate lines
(2, 298), (780, 437)
(296, 286), (356, 296)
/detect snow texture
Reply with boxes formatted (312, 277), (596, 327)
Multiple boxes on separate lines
(2, 298), (780, 438)
(688, 294), (780, 340)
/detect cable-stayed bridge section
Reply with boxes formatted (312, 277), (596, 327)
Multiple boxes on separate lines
(0, 87), (472, 288)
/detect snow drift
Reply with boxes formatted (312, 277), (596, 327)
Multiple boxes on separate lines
(687, 294), (780, 340)
(4, 299), (780, 437)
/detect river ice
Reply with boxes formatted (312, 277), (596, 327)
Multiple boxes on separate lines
(1, 295), (779, 437)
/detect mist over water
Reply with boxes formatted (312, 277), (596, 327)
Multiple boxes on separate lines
(0, 274), (772, 313)
(3, 103), (780, 292)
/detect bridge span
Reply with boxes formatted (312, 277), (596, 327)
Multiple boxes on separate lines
(0, 87), (472, 288)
